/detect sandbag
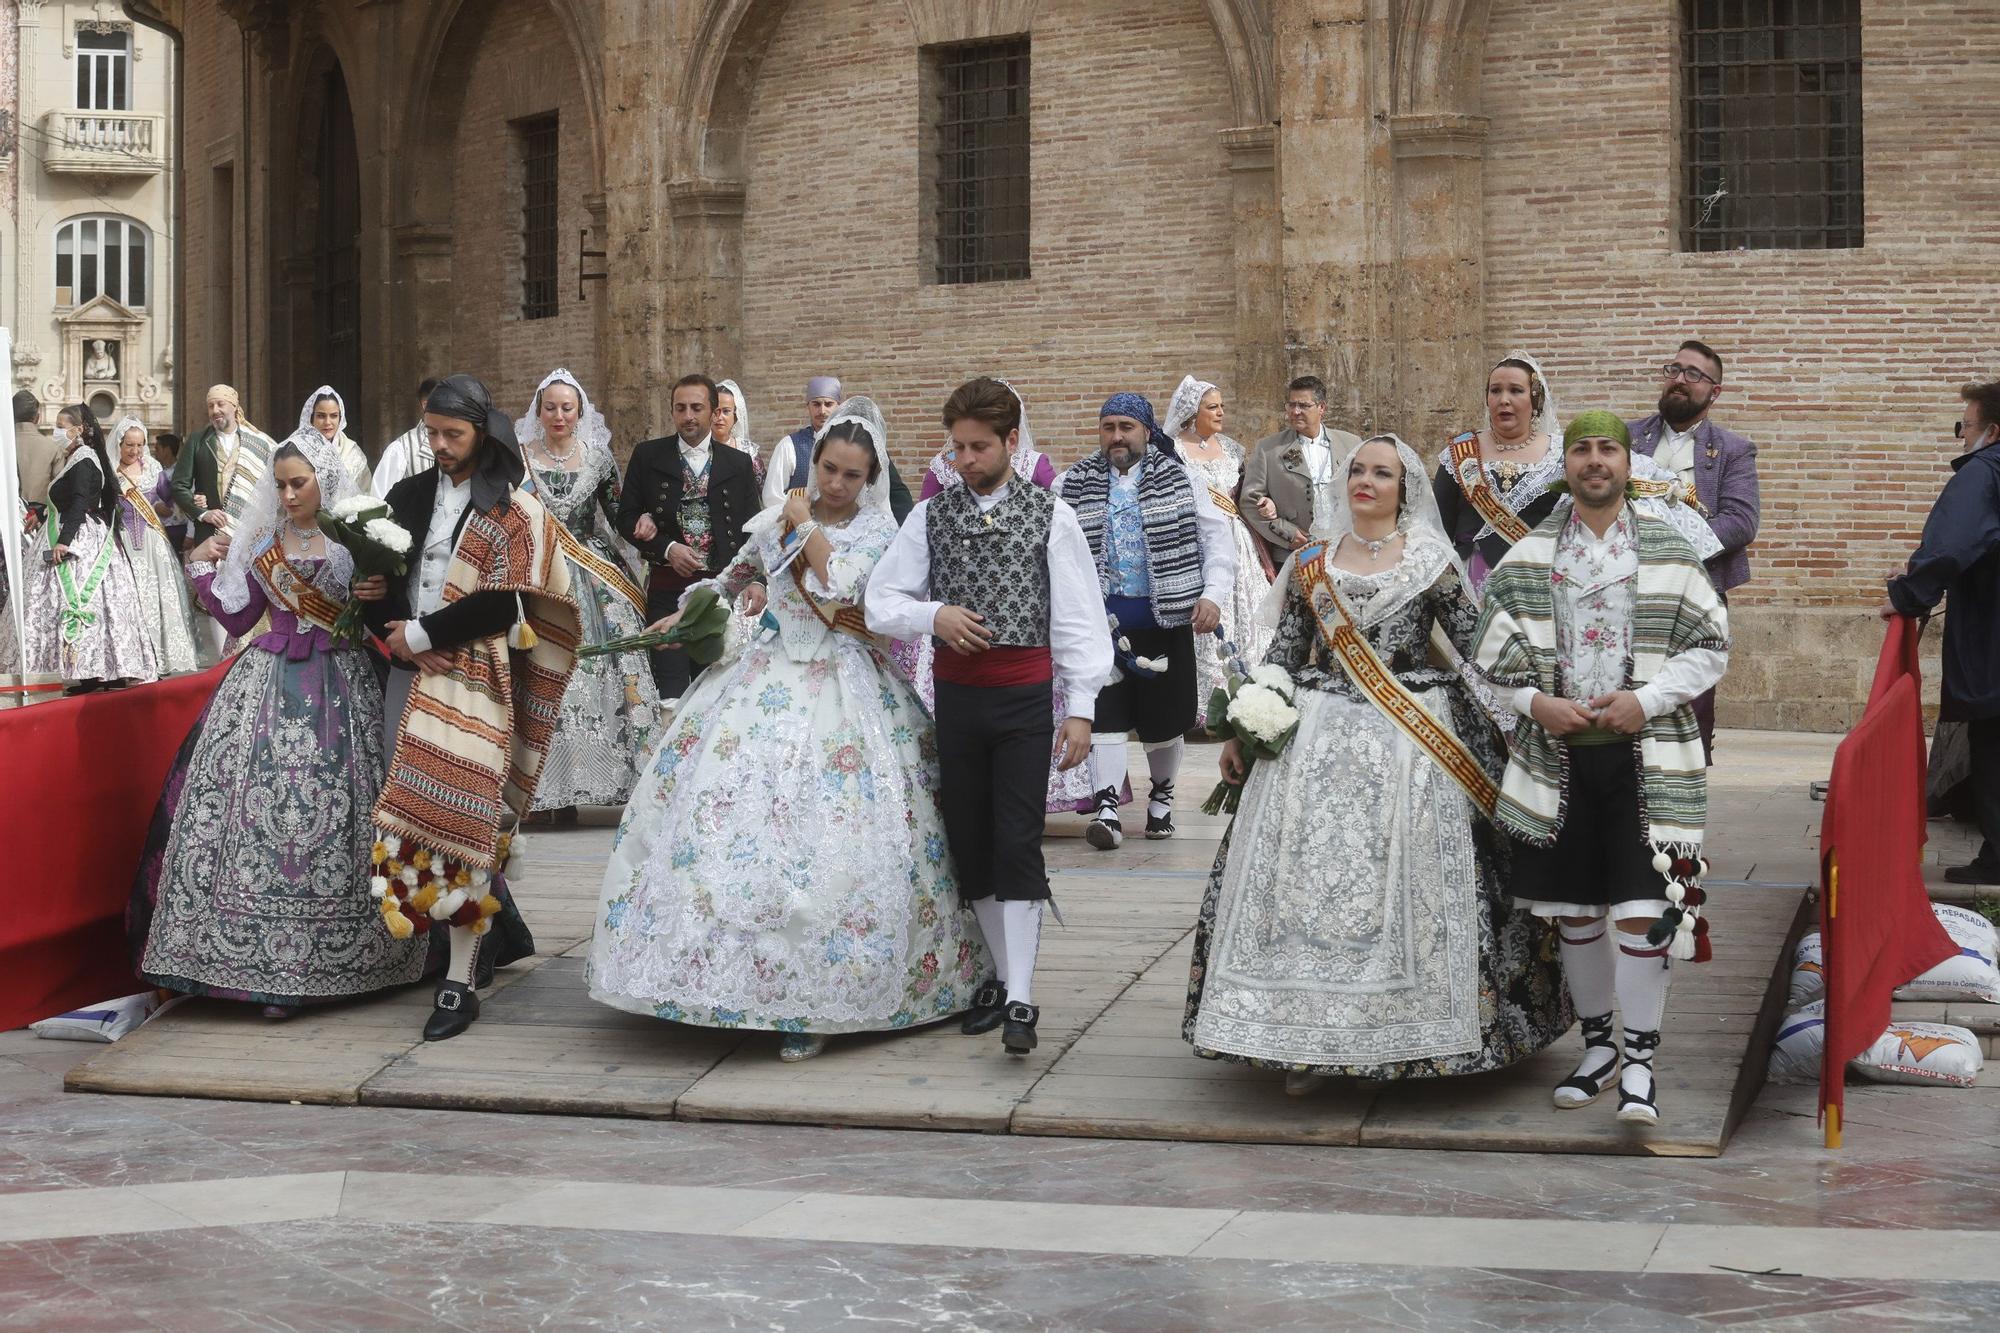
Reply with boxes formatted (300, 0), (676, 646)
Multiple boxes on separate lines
(1768, 1000), (1984, 1088)
(27, 990), (178, 1043)
(1787, 930), (1825, 1008)
(1893, 903), (2000, 1004)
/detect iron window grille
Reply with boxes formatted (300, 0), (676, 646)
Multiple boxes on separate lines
(519, 114), (560, 320)
(932, 37), (1030, 284)
(1680, 0), (1863, 251)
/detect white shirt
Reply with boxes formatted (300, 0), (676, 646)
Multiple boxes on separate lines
(1654, 420), (1700, 488)
(761, 431), (807, 510)
(1300, 428), (1342, 534)
(370, 422), (433, 500)
(400, 473), (474, 655)
(865, 482), (1114, 720)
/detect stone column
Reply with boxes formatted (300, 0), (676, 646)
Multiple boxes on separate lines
(665, 181), (746, 396)
(390, 225), (455, 407)
(1222, 124), (1283, 441)
(1389, 112), (1488, 454)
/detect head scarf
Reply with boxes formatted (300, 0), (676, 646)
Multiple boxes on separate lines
(427, 374), (523, 512)
(811, 395), (893, 514)
(209, 428), (356, 614)
(204, 383), (261, 436)
(1162, 375), (1218, 443)
(110, 415), (159, 487)
(1563, 410), (1632, 452)
(515, 368), (614, 465)
(1099, 391), (1179, 460)
(715, 378), (756, 456)
(1485, 351), (1563, 442)
(806, 375), (841, 402)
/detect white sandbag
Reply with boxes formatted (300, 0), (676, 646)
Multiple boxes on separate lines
(1787, 930), (1825, 1008)
(1893, 903), (2000, 1004)
(27, 991), (183, 1042)
(1766, 999), (1984, 1088)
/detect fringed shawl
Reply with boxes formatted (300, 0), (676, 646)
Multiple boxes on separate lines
(1472, 508), (1729, 852)
(374, 489), (581, 869)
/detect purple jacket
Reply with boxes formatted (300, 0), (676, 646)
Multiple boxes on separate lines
(1627, 413), (1760, 593)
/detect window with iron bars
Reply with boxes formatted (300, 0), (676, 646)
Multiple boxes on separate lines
(1680, 0), (1863, 251)
(929, 37), (1030, 284)
(518, 114), (560, 320)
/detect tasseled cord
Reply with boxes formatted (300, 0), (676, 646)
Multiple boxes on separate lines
(507, 592), (538, 650)
(1646, 842), (1712, 963)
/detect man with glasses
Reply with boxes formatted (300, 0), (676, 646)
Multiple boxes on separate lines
(1884, 379), (2000, 885)
(1242, 375), (1362, 569)
(1628, 340), (1761, 760)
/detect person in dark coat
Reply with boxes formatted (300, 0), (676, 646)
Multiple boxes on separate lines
(617, 374), (762, 697)
(1884, 377), (2000, 885)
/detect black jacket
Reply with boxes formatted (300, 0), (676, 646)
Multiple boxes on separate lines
(362, 467), (518, 651)
(617, 436), (759, 574)
(1888, 440), (2000, 719)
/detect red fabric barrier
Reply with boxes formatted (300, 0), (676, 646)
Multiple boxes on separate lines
(0, 663), (229, 1029)
(1816, 618), (1956, 1145)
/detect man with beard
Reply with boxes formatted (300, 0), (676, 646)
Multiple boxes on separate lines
(1475, 412), (1729, 1129)
(365, 375), (581, 1040)
(1627, 340), (1759, 760)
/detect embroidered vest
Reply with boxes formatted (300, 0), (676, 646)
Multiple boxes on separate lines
(1059, 453), (1204, 627)
(786, 426), (816, 491)
(926, 482), (1054, 647)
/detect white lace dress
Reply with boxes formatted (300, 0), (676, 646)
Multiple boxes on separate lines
(587, 507), (993, 1033)
(1180, 436), (1272, 726)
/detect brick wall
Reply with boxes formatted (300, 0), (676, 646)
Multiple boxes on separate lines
(446, 0), (606, 439)
(1481, 0), (2000, 729)
(737, 0), (1238, 481)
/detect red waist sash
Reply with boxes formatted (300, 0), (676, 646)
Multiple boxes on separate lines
(933, 644), (1053, 688)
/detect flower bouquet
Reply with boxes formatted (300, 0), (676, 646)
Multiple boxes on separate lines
(578, 583), (732, 663)
(316, 495), (413, 643)
(1201, 631), (1301, 815)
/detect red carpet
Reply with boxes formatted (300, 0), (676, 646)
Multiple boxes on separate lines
(0, 664), (228, 1029)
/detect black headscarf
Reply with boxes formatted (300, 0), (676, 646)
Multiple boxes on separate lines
(426, 374), (524, 511)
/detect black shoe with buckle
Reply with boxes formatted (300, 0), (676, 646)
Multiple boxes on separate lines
(1145, 780), (1175, 839)
(961, 980), (1007, 1035)
(1001, 1001), (1040, 1055)
(423, 981), (481, 1042)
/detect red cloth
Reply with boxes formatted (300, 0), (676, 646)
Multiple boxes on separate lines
(933, 644), (1053, 688)
(1815, 618), (1956, 1142)
(0, 664), (228, 1029)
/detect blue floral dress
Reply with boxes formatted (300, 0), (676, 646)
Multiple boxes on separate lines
(587, 507), (991, 1033)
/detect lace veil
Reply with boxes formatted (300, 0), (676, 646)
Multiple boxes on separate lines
(110, 415), (160, 490)
(813, 395), (894, 514)
(209, 427), (358, 614)
(1484, 351), (1563, 443)
(1162, 374), (1217, 443)
(515, 367), (614, 467)
(716, 378), (757, 457)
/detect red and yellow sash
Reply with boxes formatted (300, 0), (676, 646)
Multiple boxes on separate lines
(552, 523), (646, 617)
(790, 557), (878, 645)
(120, 476), (170, 545)
(1446, 432), (1531, 546)
(253, 543), (349, 635)
(1295, 544), (1498, 816)
(1630, 473), (1708, 516)
(1207, 486), (1239, 518)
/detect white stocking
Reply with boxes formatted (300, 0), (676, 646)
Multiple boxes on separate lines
(1089, 734), (1129, 799)
(971, 898), (1008, 993)
(1613, 928), (1672, 1032)
(446, 923), (481, 988)
(1000, 900), (1042, 1006)
(1558, 918), (1616, 1018)
(1143, 737), (1183, 817)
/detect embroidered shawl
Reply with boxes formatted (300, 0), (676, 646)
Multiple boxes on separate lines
(1059, 452), (1204, 626)
(374, 489), (581, 869)
(1472, 508), (1729, 851)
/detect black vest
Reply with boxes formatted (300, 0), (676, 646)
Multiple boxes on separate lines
(926, 482), (1054, 647)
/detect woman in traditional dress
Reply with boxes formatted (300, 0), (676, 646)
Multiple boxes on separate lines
(515, 369), (662, 820)
(110, 417), (199, 675)
(714, 378), (760, 475)
(1163, 374), (1272, 727)
(1185, 434), (1570, 1093)
(589, 397), (989, 1060)
(298, 385), (375, 493)
(24, 406), (158, 691)
(128, 430), (427, 1017)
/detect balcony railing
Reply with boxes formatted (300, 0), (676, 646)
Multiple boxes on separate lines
(39, 110), (165, 176)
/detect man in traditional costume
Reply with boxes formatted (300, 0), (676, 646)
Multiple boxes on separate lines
(1241, 375), (1362, 567)
(172, 384), (278, 655)
(366, 374), (581, 1041)
(763, 374), (915, 521)
(1474, 411), (1730, 1126)
(618, 374), (761, 698)
(1058, 392), (1234, 849)
(867, 377), (1112, 1055)
(371, 378), (440, 500)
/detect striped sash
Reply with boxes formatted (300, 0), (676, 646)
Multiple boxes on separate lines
(551, 523), (646, 616)
(1446, 432), (1531, 545)
(1295, 544), (1498, 817)
(121, 477), (170, 545)
(789, 559), (880, 646)
(253, 542), (348, 635)
(1207, 486), (1238, 518)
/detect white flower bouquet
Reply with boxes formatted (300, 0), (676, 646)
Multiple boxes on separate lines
(1202, 631), (1300, 815)
(316, 495), (413, 643)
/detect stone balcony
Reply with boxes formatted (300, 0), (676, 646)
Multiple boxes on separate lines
(39, 110), (166, 176)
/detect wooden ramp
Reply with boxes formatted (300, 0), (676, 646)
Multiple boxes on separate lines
(66, 748), (1808, 1157)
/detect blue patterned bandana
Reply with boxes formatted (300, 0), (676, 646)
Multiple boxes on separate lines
(1098, 392), (1178, 459)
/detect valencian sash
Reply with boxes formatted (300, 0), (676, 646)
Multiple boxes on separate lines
(788, 558), (879, 646)
(1629, 473), (1707, 516)
(120, 476), (171, 545)
(1294, 543), (1499, 817)
(551, 522), (646, 617)
(1445, 432), (1531, 545)
(1206, 486), (1239, 518)
(252, 542), (349, 634)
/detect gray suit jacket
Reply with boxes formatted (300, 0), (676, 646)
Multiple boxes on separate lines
(1627, 413), (1760, 593)
(1240, 426), (1364, 562)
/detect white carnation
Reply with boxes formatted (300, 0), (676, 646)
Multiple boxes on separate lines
(1249, 663), (1296, 700)
(362, 516), (413, 554)
(327, 494), (376, 521)
(1227, 682), (1299, 743)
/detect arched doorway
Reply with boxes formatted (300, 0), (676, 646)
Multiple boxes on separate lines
(309, 64), (362, 429)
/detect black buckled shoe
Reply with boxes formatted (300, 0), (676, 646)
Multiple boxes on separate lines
(422, 981), (481, 1042)
(1145, 780), (1175, 839)
(961, 981), (1007, 1035)
(1001, 1001), (1040, 1055)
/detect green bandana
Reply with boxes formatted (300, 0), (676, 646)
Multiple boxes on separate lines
(1563, 410), (1632, 451)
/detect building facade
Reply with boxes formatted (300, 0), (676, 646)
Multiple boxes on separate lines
(139, 0), (1998, 730)
(5, 1), (178, 430)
